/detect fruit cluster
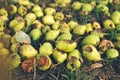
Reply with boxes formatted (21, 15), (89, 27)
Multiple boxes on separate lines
(0, 0), (120, 73)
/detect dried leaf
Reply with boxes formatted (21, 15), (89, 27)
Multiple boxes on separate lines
(90, 63), (103, 69)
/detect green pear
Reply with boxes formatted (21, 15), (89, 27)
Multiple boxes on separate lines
(106, 49), (119, 59)
(52, 49), (67, 63)
(67, 58), (81, 71)
(9, 19), (19, 29)
(73, 25), (86, 35)
(34, 10), (44, 18)
(52, 21), (60, 30)
(39, 42), (53, 56)
(0, 48), (9, 56)
(10, 43), (20, 53)
(13, 21), (25, 32)
(0, 8), (8, 17)
(18, 6), (27, 16)
(67, 20), (78, 30)
(85, 23), (93, 33)
(92, 22), (101, 29)
(8, 53), (21, 69)
(6, 4), (17, 15)
(111, 11), (120, 24)
(42, 15), (55, 25)
(72, 1), (82, 10)
(54, 12), (64, 21)
(90, 30), (104, 38)
(59, 22), (70, 33)
(41, 26), (51, 34)
(44, 7), (56, 15)
(56, 40), (77, 52)
(0, 42), (4, 48)
(68, 49), (81, 59)
(29, 28), (42, 41)
(32, 5), (42, 12)
(54, 0), (71, 7)
(98, 0), (109, 5)
(81, 35), (100, 46)
(103, 19), (115, 30)
(45, 30), (60, 41)
(96, 4), (109, 14)
(20, 44), (38, 58)
(32, 20), (44, 29)
(36, 54), (52, 71)
(56, 32), (72, 41)
(82, 45), (102, 61)
(115, 41), (120, 48)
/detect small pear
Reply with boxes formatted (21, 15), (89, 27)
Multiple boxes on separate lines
(52, 49), (67, 63)
(72, 1), (82, 10)
(82, 45), (102, 61)
(59, 22), (70, 33)
(44, 7), (56, 15)
(36, 54), (52, 71)
(18, 6), (27, 16)
(85, 23), (93, 33)
(13, 21), (25, 32)
(111, 11), (120, 24)
(45, 30), (60, 41)
(29, 28), (42, 41)
(20, 44), (38, 58)
(32, 5), (42, 12)
(73, 25), (86, 35)
(34, 10), (44, 18)
(0, 42), (4, 48)
(68, 49), (81, 59)
(0, 48), (9, 56)
(81, 35), (100, 46)
(52, 21), (60, 30)
(6, 4), (17, 15)
(39, 42), (53, 56)
(54, 12), (64, 21)
(103, 19), (115, 30)
(56, 40), (77, 52)
(106, 49), (119, 59)
(67, 20), (78, 30)
(10, 43), (20, 53)
(42, 15), (55, 25)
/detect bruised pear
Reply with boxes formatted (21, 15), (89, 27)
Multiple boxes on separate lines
(52, 49), (67, 63)
(29, 28), (42, 41)
(106, 49), (119, 59)
(10, 43), (20, 53)
(37, 54), (52, 71)
(32, 20), (44, 29)
(54, 12), (64, 21)
(6, 4), (17, 15)
(103, 19), (115, 30)
(68, 49), (81, 59)
(45, 30), (60, 41)
(39, 42), (53, 56)
(20, 44), (38, 58)
(56, 40), (77, 52)
(8, 53), (21, 69)
(82, 45), (102, 61)
(81, 35), (100, 46)
(67, 58), (81, 71)
(59, 22), (70, 33)
(18, 6), (27, 16)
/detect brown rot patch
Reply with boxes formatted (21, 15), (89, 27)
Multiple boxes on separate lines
(38, 55), (49, 67)
(6, 5), (13, 12)
(64, 40), (73, 44)
(85, 46), (92, 52)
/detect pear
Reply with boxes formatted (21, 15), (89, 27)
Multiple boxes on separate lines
(32, 20), (44, 29)
(52, 49), (67, 63)
(81, 35), (100, 46)
(56, 32), (72, 41)
(105, 49), (119, 59)
(59, 22), (70, 33)
(0, 48), (9, 56)
(34, 10), (44, 18)
(90, 30), (104, 38)
(44, 7), (56, 15)
(67, 20), (78, 30)
(52, 21), (60, 30)
(39, 42), (53, 56)
(10, 43), (20, 53)
(111, 11), (120, 24)
(20, 44), (38, 58)
(45, 30), (60, 41)
(67, 58), (81, 71)
(0, 8), (8, 17)
(0, 42), (4, 49)
(72, 1), (82, 10)
(18, 6), (27, 16)
(13, 21), (25, 32)
(8, 53), (21, 69)
(9, 18), (19, 29)
(56, 40), (77, 52)
(29, 28), (42, 41)
(54, 0), (71, 7)
(18, 0), (30, 6)
(92, 22), (101, 29)
(42, 15), (55, 25)
(54, 12), (64, 21)
(98, 0), (109, 5)
(73, 25), (86, 35)
(6, 4), (17, 15)
(82, 45), (102, 61)
(68, 49), (81, 59)
(36, 54), (52, 71)
(85, 23), (93, 33)
(41, 26), (51, 34)
(96, 4), (109, 14)
(103, 19), (115, 30)
(32, 5), (42, 12)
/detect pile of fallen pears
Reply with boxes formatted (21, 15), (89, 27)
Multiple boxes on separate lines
(0, 0), (120, 74)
